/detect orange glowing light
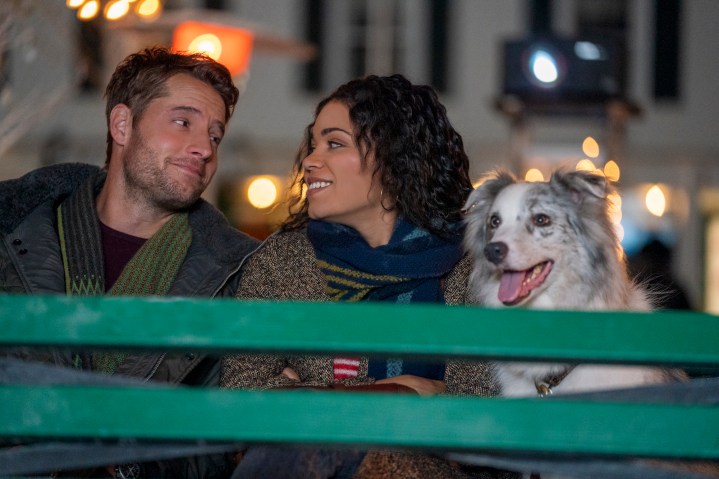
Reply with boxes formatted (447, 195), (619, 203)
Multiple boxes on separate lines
(524, 168), (544, 182)
(135, 0), (162, 21)
(78, 0), (100, 20)
(104, 0), (131, 21)
(172, 21), (254, 77)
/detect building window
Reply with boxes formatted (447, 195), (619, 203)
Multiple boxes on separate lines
(303, 0), (451, 93)
(652, 0), (682, 100)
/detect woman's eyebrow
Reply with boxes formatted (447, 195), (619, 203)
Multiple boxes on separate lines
(320, 127), (351, 136)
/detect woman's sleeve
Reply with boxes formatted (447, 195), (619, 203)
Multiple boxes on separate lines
(444, 360), (500, 397)
(222, 231), (336, 389)
(220, 354), (298, 390)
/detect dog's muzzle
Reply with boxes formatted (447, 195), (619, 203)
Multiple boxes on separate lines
(484, 242), (508, 265)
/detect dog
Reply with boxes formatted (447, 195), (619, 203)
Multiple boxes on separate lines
(462, 168), (686, 398)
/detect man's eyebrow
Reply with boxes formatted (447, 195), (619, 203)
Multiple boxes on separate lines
(171, 105), (201, 115)
(171, 106), (225, 134)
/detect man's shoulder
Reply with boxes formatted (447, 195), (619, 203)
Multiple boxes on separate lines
(187, 199), (259, 258)
(0, 163), (101, 235)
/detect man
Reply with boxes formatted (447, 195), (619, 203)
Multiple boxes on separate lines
(0, 47), (258, 477)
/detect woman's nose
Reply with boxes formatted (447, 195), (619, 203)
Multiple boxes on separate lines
(302, 150), (321, 170)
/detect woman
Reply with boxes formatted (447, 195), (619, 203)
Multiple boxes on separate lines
(222, 75), (507, 478)
(222, 74), (494, 397)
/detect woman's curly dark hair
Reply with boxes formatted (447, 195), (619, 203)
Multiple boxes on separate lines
(282, 74), (472, 238)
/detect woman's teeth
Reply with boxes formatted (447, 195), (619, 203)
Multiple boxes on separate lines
(308, 181), (331, 190)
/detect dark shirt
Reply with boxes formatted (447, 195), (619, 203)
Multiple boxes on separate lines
(100, 221), (145, 291)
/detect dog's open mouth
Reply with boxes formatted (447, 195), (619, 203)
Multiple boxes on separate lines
(498, 261), (553, 305)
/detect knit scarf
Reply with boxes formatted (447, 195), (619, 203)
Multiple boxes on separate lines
(57, 172), (192, 373)
(307, 218), (464, 381)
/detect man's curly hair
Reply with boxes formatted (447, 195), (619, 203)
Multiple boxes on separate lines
(282, 74), (472, 238)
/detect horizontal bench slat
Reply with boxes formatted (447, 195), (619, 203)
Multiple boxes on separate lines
(2, 385), (718, 460)
(1, 295), (718, 366)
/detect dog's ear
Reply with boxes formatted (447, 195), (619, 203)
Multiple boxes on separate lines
(463, 169), (516, 253)
(462, 169), (517, 215)
(550, 169), (607, 203)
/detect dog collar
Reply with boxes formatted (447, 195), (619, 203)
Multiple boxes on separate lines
(535, 366), (575, 397)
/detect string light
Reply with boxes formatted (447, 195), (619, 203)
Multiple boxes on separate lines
(575, 159), (596, 172)
(524, 168), (544, 182)
(582, 136), (600, 158)
(645, 184), (667, 217)
(604, 160), (621, 182)
(66, 0), (162, 22)
(77, 0), (100, 20)
(104, 0), (130, 21)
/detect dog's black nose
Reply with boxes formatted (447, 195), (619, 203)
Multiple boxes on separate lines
(484, 242), (508, 265)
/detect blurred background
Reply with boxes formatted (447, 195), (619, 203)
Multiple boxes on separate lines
(1, 0), (718, 313)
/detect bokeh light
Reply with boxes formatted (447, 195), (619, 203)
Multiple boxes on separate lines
(645, 184), (666, 217)
(247, 176), (278, 209)
(77, 0), (100, 20)
(582, 136), (600, 158)
(604, 160), (621, 182)
(575, 159), (596, 172)
(524, 168), (544, 182)
(188, 33), (223, 61)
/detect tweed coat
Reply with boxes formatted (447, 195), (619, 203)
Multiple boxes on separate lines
(220, 229), (517, 479)
(220, 228), (497, 397)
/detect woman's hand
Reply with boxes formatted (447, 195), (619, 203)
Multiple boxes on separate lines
(375, 375), (446, 396)
(281, 367), (300, 381)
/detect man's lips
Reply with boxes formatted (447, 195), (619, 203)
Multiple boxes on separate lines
(171, 160), (204, 179)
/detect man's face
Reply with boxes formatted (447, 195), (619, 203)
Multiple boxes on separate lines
(121, 73), (226, 211)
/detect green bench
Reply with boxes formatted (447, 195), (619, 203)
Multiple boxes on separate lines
(1, 295), (718, 476)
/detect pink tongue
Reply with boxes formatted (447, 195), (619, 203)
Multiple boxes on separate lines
(498, 270), (526, 304)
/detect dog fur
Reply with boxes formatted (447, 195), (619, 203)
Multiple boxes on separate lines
(463, 169), (684, 398)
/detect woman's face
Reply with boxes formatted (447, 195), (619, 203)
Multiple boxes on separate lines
(302, 101), (396, 246)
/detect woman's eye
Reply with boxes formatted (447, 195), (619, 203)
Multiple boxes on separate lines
(533, 214), (551, 227)
(175, 119), (189, 127)
(328, 140), (342, 149)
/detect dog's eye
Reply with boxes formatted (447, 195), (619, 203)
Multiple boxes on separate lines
(533, 214), (551, 227)
(488, 214), (501, 229)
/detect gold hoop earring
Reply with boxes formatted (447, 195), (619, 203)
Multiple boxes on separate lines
(380, 188), (395, 212)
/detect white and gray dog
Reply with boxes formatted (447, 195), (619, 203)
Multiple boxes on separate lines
(463, 168), (685, 398)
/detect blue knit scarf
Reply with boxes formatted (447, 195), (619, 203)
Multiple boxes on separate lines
(307, 218), (464, 380)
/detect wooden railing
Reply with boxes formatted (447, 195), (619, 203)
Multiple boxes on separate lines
(1, 295), (718, 477)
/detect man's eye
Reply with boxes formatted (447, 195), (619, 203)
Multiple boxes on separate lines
(175, 119), (189, 127)
(211, 136), (222, 146)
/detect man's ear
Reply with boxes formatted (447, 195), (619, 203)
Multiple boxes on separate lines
(109, 104), (131, 146)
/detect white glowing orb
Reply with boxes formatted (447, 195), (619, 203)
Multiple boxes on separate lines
(530, 50), (559, 84)
(247, 177), (278, 209)
(645, 185), (666, 217)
